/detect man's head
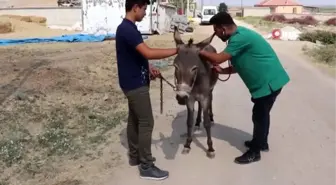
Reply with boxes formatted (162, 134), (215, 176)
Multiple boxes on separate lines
(125, 0), (150, 22)
(209, 12), (236, 42)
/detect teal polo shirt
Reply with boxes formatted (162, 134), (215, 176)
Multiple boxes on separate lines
(224, 26), (290, 99)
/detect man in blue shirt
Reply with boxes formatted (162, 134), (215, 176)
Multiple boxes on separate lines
(115, 0), (177, 180)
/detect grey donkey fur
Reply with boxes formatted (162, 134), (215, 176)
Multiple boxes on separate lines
(173, 26), (219, 158)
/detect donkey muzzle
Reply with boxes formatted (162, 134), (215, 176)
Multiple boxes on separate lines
(176, 94), (188, 105)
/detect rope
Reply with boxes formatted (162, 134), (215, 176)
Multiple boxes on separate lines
(217, 41), (232, 82)
(217, 60), (232, 82)
(159, 74), (176, 114)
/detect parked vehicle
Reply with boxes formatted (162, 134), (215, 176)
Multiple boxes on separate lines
(197, 6), (217, 25)
(57, 0), (81, 7)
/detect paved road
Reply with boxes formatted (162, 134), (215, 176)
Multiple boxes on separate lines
(107, 22), (335, 185)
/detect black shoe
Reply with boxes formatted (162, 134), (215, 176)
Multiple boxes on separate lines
(244, 140), (269, 152)
(139, 164), (169, 180)
(234, 149), (261, 164)
(129, 157), (156, 166)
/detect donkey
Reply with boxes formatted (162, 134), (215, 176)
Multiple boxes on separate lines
(172, 26), (218, 158)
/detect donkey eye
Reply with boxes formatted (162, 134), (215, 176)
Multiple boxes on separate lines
(191, 66), (198, 72)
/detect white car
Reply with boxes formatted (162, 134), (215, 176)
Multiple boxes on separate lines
(197, 6), (218, 25)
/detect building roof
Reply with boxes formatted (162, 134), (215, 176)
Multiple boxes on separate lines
(255, 0), (302, 6)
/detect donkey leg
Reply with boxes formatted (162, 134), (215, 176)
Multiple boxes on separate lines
(182, 99), (195, 154)
(195, 101), (202, 132)
(201, 97), (215, 158)
(209, 91), (214, 126)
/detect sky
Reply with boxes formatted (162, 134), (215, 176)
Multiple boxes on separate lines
(197, 0), (335, 6)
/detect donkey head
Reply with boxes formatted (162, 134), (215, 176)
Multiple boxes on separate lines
(173, 26), (215, 105)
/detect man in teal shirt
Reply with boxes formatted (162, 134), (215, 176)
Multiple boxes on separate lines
(199, 12), (290, 164)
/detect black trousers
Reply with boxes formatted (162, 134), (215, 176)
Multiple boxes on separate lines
(124, 86), (155, 166)
(250, 88), (282, 151)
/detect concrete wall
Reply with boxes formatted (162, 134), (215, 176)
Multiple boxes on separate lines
(275, 6), (303, 14)
(0, 7), (82, 26)
(243, 7), (270, 17)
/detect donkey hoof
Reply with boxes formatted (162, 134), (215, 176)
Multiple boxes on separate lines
(207, 151), (215, 158)
(182, 147), (191, 154)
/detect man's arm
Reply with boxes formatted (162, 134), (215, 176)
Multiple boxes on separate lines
(120, 28), (177, 60)
(199, 34), (250, 65)
(199, 50), (232, 65)
(136, 43), (177, 60)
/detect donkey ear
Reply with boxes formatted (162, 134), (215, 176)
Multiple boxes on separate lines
(196, 32), (215, 49)
(173, 26), (184, 46)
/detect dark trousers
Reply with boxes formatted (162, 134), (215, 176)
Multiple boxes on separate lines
(250, 88), (282, 151)
(124, 86), (155, 166)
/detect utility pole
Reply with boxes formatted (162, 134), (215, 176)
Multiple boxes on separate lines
(180, 0), (184, 14)
(187, 0), (189, 16)
(240, 0), (243, 16)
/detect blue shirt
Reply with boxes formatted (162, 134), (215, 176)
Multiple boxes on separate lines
(115, 19), (149, 92)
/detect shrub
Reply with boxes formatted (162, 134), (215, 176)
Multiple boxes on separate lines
(286, 16), (318, 25)
(263, 14), (287, 22)
(304, 44), (336, 65)
(299, 30), (336, 45)
(324, 17), (336, 26)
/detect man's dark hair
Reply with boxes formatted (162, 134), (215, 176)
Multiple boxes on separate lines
(209, 12), (235, 26)
(125, 0), (150, 12)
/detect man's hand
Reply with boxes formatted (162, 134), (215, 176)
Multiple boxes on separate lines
(212, 65), (236, 74)
(149, 65), (161, 80)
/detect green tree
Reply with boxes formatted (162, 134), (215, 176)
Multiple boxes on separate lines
(218, 2), (228, 12)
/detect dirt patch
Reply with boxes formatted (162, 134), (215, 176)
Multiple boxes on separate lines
(0, 30), (198, 185)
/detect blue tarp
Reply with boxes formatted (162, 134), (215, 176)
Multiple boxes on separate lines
(0, 33), (148, 46)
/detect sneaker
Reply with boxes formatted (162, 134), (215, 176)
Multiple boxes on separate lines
(139, 164), (169, 180)
(244, 140), (269, 152)
(234, 149), (261, 164)
(129, 157), (156, 166)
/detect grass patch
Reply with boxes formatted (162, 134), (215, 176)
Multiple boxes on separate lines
(299, 30), (336, 45)
(0, 101), (127, 183)
(0, 138), (25, 167)
(302, 44), (336, 66)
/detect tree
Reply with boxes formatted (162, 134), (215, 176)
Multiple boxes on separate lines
(218, 2), (228, 13)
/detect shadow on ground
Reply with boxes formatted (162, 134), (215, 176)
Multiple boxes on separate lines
(119, 110), (252, 160)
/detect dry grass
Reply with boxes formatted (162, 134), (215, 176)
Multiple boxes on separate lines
(302, 44), (336, 66)
(0, 29), (198, 185)
(0, 16), (76, 39)
(0, 21), (13, 34)
(1, 15), (47, 26)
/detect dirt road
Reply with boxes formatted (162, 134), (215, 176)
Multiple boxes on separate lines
(106, 23), (335, 185)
